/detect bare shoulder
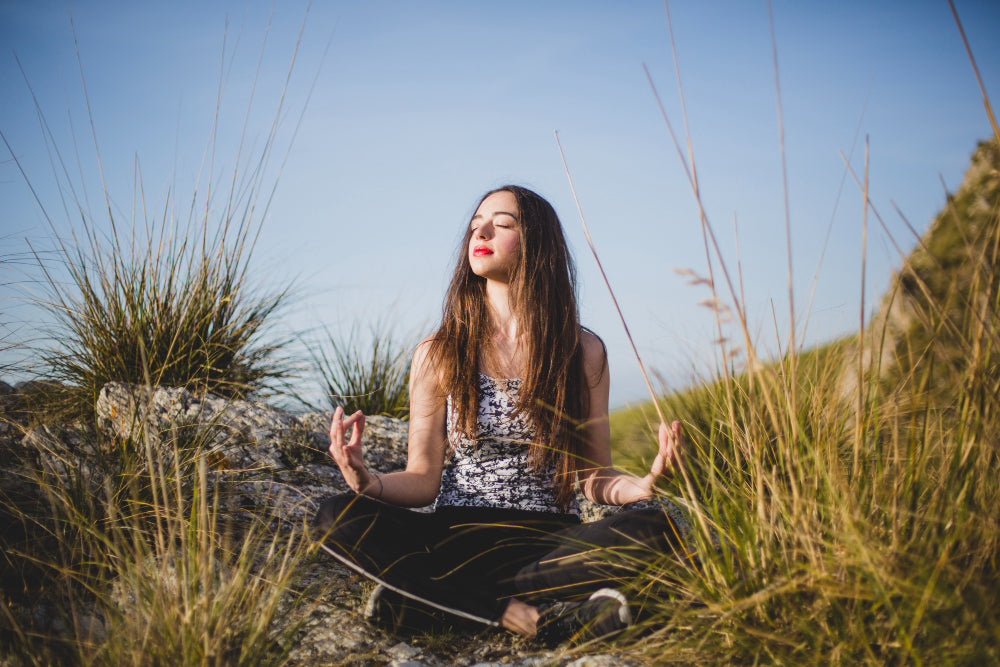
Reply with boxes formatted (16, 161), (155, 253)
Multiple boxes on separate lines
(412, 334), (436, 365)
(410, 335), (443, 387)
(580, 328), (608, 384)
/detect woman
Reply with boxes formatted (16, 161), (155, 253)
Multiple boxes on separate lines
(315, 185), (688, 644)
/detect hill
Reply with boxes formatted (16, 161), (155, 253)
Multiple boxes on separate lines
(612, 137), (1000, 465)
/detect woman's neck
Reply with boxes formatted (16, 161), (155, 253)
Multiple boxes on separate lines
(483, 279), (523, 377)
(484, 279), (517, 339)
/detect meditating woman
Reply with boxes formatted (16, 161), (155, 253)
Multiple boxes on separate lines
(315, 185), (689, 644)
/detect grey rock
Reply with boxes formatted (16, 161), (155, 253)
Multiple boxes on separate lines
(91, 382), (422, 526)
(14, 379), (63, 395)
(20, 421), (105, 495)
(96, 382), (293, 473)
(567, 656), (646, 667)
(110, 554), (231, 615)
(0, 384), (31, 445)
(96, 383), (411, 479)
(388, 641), (421, 660)
(0, 401), (27, 456)
(221, 463), (347, 525)
(357, 414), (410, 471)
(76, 613), (107, 644)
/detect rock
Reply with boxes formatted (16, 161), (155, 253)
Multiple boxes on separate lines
(223, 463), (347, 526)
(13, 379), (64, 395)
(0, 382), (32, 447)
(111, 554), (230, 613)
(96, 382), (292, 472)
(91, 382), (418, 526)
(357, 415), (410, 472)
(0, 412), (24, 450)
(76, 613), (107, 644)
(96, 383), (412, 477)
(20, 421), (105, 495)
(567, 656), (646, 667)
(387, 641), (421, 660)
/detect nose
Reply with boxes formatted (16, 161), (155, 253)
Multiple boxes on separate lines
(474, 222), (493, 239)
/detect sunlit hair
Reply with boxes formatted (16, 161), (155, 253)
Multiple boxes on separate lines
(426, 185), (598, 509)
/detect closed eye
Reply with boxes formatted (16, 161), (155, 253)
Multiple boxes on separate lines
(494, 213), (517, 228)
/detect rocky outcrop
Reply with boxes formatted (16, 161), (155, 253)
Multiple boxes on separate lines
(1, 381), (649, 665)
(89, 381), (418, 525)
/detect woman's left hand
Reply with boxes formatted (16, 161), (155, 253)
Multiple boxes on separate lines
(625, 420), (686, 502)
(327, 406), (372, 494)
(649, 420), (685, 481)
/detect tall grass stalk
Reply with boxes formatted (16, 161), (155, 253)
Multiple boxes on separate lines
(33, 208), (292, 417)
(611, 189), (999, 662)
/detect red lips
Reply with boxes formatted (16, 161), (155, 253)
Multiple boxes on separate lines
(472, 245), (493, 256)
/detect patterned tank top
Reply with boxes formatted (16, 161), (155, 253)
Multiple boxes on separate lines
(434, 373), (580, 515)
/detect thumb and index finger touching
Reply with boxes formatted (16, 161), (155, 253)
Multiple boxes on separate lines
(329, 406), (366, 464)
(655, 419), (685, 477)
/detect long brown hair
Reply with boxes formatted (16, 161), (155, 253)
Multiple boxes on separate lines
(426, 185), (591, 509)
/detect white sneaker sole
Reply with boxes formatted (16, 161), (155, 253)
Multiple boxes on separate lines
(588, 587), (632, 626)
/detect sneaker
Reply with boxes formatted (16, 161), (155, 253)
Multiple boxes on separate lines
(535, 588), (632, 646)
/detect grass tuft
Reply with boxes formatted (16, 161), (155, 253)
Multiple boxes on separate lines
(309, 321), (412, 418)
(34, 214), (292, 422)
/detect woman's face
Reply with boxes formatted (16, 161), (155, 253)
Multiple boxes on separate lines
(468, 190), (521, 282)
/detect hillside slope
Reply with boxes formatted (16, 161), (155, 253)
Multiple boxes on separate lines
(612, 137), (1000, 459)
(837, 137), (1000, 434)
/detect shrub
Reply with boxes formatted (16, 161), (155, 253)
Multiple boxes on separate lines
(5, 12), (309, 422)
(35, 214), (292, 421)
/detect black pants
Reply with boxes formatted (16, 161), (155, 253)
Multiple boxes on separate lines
(314, 494), (688, 630)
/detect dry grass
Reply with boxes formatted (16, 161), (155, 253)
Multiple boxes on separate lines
(601, 5), (1000, 661)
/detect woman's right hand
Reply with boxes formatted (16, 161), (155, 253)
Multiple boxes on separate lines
(328, 406), (374, 494)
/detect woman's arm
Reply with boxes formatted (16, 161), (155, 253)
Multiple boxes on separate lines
(327, 337), (447, 507)
(575, 331), (684, 505)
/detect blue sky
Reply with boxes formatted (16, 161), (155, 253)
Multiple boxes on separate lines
(2, 0), (998, 407)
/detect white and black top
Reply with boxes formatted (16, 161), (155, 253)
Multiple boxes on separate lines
(435, 373), (580, 516)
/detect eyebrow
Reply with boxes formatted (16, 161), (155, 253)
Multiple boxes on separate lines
(470, 210), (519, 223)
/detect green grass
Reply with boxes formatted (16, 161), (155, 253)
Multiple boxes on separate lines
(32, 215), (293, 423)
(602, 137), (1000, 664)
(309, 321), (412, 418)
(0, 14), (324, 665)
(2, 10), (306, 425)
(610, 336), (851, 471)
(596, 11), (1000, 659)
